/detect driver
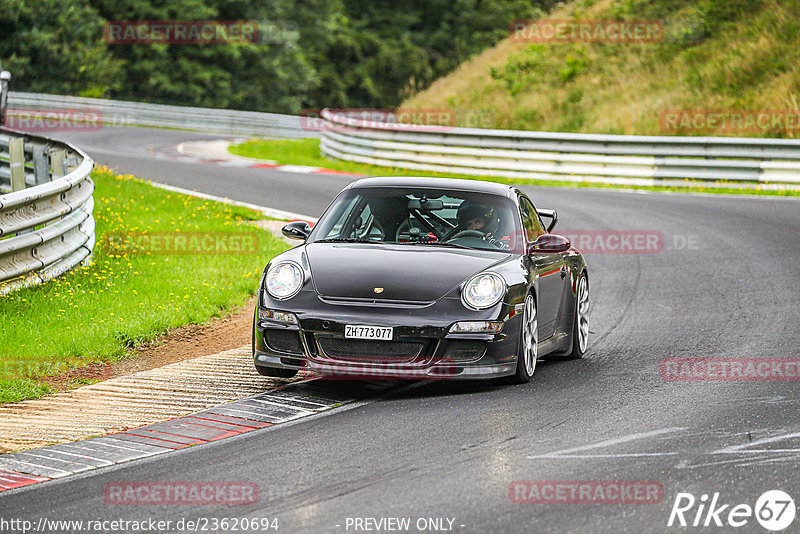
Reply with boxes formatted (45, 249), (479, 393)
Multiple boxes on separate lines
(456, 201), (494, 235)
(454, 201), (508, 249)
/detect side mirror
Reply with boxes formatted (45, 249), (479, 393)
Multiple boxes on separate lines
(527, 234), (571, 254)
(537, 208), (558, 232)
(282, 220), (311, 240)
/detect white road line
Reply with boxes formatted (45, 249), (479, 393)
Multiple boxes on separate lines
(713, 430), (800, 454)
(211, 406), (284, 421)
(679, 454), (797, 470)
(276, 165), (322, 173)
(147, 181), (318, 222)
(245, 398), (315, 413)
(98, 438), (172, 454)
(55, 444), (141, 463)
(736, 455), (800, 467)
(257, 395), (331, 408)
(526, 427), (685, 459)
(531, 453), (680, 458)
(0, 459), (72, 478)
(31, 449), (114, 467)
(14, 453), (95, 472)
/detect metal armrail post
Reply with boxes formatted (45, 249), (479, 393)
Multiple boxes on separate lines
(32, 143), (51, 185)
(9, 137), (24, 191)
(51, 149), (66, 178)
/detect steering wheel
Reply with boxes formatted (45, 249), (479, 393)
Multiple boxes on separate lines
(396, 218), (414, 241)
(447, 230), (485, 240)
(396, 218), (439, 242)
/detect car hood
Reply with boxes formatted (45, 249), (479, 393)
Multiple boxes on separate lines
(305, 243), (511, 302)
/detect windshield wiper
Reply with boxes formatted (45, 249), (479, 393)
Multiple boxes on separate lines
(401, 241), (471, 250)
(315, 237), (378, 243)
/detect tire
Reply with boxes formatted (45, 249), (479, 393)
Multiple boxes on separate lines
(556, 271), (589, 360)
(255, 365), (298, 378)
(511, 293), (538, 384)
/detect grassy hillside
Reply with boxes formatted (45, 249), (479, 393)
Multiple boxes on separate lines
(403, 0), (800, 137)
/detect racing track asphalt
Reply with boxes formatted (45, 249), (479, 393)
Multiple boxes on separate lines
(2, 126), (799, 533)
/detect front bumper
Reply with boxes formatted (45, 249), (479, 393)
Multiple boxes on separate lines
(253, 290), (521, 380)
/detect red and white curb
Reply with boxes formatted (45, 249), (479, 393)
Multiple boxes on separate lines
(0, 379), (383, 494)
(153, 139), (364, 177)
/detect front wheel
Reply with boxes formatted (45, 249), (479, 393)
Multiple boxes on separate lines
(511, 294), (538, 384)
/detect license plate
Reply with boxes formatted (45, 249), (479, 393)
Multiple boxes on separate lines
(345, 325), (393, 340)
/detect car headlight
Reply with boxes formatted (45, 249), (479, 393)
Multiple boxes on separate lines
(258, 309), (298, 324)
(449, 321), (503, 333)
(265, 261), (304, 300)
(462, 272), (505, 310)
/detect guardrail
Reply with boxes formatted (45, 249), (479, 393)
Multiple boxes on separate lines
(0, 130), (95, 295)
(319, 109), (800, 188)
(7, 92), (315, 139)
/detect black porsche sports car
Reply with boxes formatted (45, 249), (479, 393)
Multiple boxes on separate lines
(252, 177), (588, 383)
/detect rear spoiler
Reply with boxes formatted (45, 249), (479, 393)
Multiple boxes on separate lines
(537, 208), (558, 232)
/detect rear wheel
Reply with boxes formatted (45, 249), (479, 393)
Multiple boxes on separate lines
(574, 273), (589, 356)
(559, 272), (588, 360)
(512, 294), (538, 384)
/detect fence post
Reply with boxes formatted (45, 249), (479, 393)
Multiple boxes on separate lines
(9, 137), (25, 191)
(32, 143), (50, 185)
(65, 152), (80, 173)
(51, 149), (66, 178)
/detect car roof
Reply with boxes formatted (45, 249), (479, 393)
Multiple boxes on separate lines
(347, 176), (516, 197)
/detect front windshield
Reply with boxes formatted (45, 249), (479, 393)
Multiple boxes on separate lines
(310, 187), (522, 253)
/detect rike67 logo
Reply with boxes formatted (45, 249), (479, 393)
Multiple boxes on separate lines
(668, 490), (796, 531)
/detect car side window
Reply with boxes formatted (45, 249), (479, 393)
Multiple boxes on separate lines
(519, 197), (545, 243)
(327, 195), (360, 238)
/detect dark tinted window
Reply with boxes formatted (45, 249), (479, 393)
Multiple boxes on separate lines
(311, 187), (523, 253)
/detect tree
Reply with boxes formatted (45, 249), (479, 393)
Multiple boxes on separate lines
(0, 0), (123, 97)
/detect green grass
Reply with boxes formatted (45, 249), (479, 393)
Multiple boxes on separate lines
(0, 166), (291, 404)
(229, 138), (800, 197)
(0, 379), (50, 405)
